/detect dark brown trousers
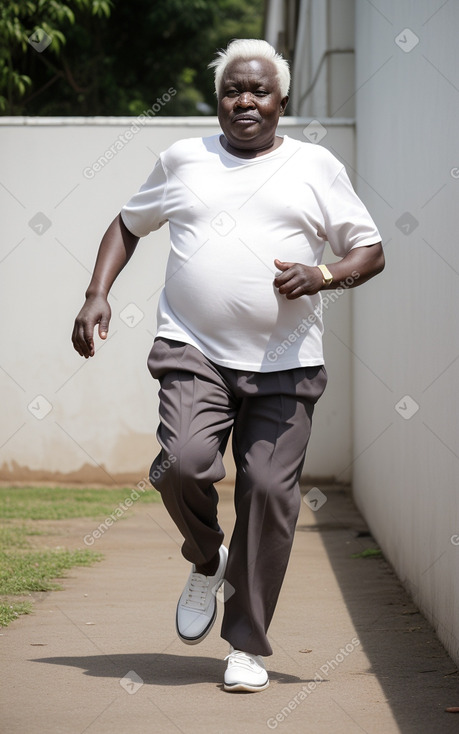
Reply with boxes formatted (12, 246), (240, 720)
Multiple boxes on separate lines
(147, 337), (327, 656)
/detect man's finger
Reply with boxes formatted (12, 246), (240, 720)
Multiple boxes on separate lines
(274, 262), (295, 288)
(274, 258), (294, 271)
(98, 320), (109, 340)
(75, 324), (94, 359)
(80, 324), (95, 358)
(72, 323), (87, 358)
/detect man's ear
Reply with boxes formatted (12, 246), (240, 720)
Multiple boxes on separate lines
(280, 95), (289, 115)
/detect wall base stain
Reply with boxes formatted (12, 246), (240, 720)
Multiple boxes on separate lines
(0, 461), (150, 487)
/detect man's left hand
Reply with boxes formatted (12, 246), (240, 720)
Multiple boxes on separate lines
(273, 259), (323, 299)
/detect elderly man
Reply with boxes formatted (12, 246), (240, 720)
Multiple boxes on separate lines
(72, 38), (384, 692)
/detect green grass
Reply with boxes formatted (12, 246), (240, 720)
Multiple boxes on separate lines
(0, 547), (103, 595)
(352, 548), (383, 559)
(0, 485), (160, 626)
(0, 523), (103, 626)
(1, 601), (33, 626)
(0, 524), (44, 548)
(0, 485), (160, 520)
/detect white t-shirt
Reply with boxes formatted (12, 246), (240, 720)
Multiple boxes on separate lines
(121, 134), (380, 372)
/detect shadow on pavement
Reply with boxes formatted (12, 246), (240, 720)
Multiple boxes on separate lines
(32, 652), (324, 688)
(297, 484), (459, 734)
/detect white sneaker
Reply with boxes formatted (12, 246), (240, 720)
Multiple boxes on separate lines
(176, 545), (228, 645)
(224, 646), (269, 692)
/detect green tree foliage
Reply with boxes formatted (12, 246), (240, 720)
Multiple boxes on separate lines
(1, 0), (264, 116)
(0, 0), (113, 113)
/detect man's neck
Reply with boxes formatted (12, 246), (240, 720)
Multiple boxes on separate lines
(220, 135), (284, 159)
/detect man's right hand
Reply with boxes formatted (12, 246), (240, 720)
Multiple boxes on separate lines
(71, 214), (140, 358)
(72, 294), (111, 358)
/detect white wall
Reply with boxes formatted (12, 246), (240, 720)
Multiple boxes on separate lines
(354, 0), (459, 665)
(0, 117), (355, 486)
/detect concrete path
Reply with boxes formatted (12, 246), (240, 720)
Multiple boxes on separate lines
(1, 485), (458, 734)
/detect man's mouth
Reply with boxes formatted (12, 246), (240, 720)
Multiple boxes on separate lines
(232, 115), (259, 124)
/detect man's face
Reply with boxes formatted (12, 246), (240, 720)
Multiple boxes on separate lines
(217, 57), (288, 155)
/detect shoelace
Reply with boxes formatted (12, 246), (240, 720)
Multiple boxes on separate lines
(224, 650), (262, 671)
(183, 573), (210, 609)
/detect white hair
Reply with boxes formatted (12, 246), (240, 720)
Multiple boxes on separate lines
(208, 39), (291, 98)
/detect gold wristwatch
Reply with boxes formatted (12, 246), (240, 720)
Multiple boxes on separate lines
(317, 264), (333, 286)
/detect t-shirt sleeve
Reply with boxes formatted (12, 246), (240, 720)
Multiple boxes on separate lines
(321, 166), (381, 257)
(120, 157), (168, 238)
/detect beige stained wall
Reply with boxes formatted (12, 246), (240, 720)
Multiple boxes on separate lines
(0, 117), (355, 486)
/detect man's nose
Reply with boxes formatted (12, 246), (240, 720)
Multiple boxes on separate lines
(236, 92), (255, 107)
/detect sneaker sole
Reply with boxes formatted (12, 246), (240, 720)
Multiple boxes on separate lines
(223, 680), (269, 692)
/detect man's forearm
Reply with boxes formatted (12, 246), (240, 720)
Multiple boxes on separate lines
(321, 242), (385, 289)
(274, 242), (384, 299)
(86, 213), (140, 298)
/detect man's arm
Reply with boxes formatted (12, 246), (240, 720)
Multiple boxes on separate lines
(72, 214), (140, 358)
(273, 242), (385, 299)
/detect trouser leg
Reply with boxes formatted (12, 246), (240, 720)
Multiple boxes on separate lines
(147, 338), (235, 567)
(221, 366), (328, 657)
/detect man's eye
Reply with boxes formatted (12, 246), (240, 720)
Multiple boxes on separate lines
(255, 90), (268, 95)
